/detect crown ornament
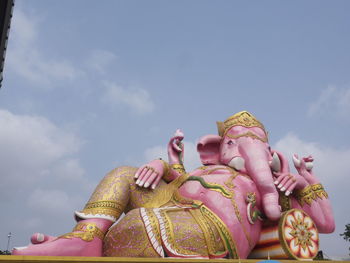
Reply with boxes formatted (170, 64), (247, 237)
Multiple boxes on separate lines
(216, 111), (267, 137)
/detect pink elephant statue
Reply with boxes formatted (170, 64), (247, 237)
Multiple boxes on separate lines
(12, 111), (335, 260)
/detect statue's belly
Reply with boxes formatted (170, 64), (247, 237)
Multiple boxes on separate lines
(178, 173), (263, 258)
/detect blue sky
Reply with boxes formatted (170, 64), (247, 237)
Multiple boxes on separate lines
(0, 0), (350, 259)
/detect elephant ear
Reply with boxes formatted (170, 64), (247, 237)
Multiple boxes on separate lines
(197, 135), (222, 165)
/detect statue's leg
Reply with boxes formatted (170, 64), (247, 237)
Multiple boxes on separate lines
(12, 166), (147, 256)
(75, 166), (136, 222)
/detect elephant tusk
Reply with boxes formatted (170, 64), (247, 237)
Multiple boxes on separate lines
(228, 156), (245, 171)
(305, 162), (314, 171)
(247, 203), (254, 225)
(293, 155), (301, 168)
(270, 152), (281, 172)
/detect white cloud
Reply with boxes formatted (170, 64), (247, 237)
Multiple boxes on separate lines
(273, 132), (350, 184)
(0, 109), (81, 189)
(144, 140), (202, 172)
(308, 85), (350, 119)
(7, 8), (81, 87)
(0, 109), (92, 248)
(7, 8), (155, 116)
(28, 188), (73, 215)
(0, 108), (89, 205)
(10, 6), (38, 46)
(273, 133), (350, 258)
(86, 49), (117, 74)
(102, 81), (155, 114)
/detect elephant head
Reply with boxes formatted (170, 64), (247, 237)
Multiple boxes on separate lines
(197, 111), (281, 221)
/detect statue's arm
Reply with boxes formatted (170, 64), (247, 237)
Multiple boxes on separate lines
(274, 154), (335, 233)
(289, 155), (335, 233)
(134, 129), (187, 189)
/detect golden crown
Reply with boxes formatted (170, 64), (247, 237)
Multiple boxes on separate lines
(216, 111), (267, 137)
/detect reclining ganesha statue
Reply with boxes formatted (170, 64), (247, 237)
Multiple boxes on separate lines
(12, 111), (335, 260)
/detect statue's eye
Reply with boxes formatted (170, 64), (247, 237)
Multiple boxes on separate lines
(227, 140), (233, 145)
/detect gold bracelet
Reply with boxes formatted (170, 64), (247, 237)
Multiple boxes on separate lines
(159, 159), (172, 182)
(294, 183), (328, 206)
(311, 183), (328, 199)
(170, 163), (186, 175)
(58, 222), (105, 242)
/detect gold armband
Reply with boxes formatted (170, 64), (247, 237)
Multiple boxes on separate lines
(59, 222), (105, 242)
(171, 163), (186, 175)
(295, 183), (328, 206)
(159, 159), (172, 181)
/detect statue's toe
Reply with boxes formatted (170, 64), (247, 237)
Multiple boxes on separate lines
(31, 233), (55, 244)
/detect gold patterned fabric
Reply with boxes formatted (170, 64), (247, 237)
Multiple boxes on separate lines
(76, 166), (169, 221)
(76, 167), (134, 221)
(103, 209), (161, 257)
(104, 205), (235, 258)
(156, 207), (212, 257)
(142, 204), (237, 259)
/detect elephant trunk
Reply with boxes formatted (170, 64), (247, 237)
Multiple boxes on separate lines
(239, 139), (281, 221)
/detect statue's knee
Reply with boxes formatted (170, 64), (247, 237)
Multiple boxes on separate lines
(104, 209), (156, 257)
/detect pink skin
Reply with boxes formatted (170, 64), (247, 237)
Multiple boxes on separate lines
(12, 218), (112, 256)
(178, 166), (263, 258)
(168, 128), (184, 165)
(270, 151), (335, 233)
(198, 126), (281, 221)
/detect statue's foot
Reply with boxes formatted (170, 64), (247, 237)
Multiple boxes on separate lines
(12, 236), (103, 256)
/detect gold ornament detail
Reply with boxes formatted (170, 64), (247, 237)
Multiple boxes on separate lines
(142, 172), (190, 208)
(59, 222), (104, 242)
(279, 209), (319, 260)
(289, 219), (314, 250)
(226, 131), (268, 143)
(217, 111), (267, 138)
(294, 183), (328, 206)
(80, 201), (124, 218)
(170, 163), (186, 175)
(172, 189), (198, 206)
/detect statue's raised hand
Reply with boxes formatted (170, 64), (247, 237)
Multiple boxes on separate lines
(293, 154), (319, 184)
(168, 129), (184, 164)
